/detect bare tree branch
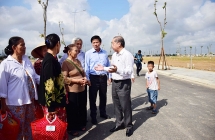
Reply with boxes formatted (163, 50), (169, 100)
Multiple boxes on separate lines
(38, 0), (49, 40)
(163, 2), (167, 30)
(59, 21), (66, 47)
(154, 1), (162, 31)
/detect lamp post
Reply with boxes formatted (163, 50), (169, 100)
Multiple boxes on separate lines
(72, 9), (86, 37)
(201, 46), (203, 56)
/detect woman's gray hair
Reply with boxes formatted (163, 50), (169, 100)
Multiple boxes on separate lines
(71, 37), (83, 44)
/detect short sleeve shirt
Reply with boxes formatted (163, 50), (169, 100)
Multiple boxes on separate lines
(145, 70), (158, 90)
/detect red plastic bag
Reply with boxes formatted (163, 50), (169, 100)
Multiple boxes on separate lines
(31, 114), (67, 140)
(0, 111), (20, 140)
(34, 102), (44, 120)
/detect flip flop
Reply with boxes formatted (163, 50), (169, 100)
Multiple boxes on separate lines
(68, 131), (79, 137)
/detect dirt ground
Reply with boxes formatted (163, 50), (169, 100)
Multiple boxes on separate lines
(143, 56), (215, 72)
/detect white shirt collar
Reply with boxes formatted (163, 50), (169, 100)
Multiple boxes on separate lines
(117, 48), (125, 55)
(7, 55), (28, 66)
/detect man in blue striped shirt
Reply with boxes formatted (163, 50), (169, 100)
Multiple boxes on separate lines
(85, 35), (111, 125)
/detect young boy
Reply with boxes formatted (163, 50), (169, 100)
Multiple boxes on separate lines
(145, 61), (160, 114)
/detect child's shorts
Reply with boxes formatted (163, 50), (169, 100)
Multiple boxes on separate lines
(147, 89), (158, 104)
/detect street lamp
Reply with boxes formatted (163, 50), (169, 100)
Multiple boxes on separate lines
(72, 9), (86, 37)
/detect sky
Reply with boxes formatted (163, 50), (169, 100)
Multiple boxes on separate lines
(0, 0), (215, 56)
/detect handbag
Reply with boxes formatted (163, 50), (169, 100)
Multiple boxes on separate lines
(34, 101), (44, 120)
(31, 114), (67, 140)
(0, 111), (20, 140)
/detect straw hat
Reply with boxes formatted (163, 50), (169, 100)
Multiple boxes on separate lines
(31, 43), (46, 59)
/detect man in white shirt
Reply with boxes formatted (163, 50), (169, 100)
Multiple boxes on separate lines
(94, 36), (134, 137)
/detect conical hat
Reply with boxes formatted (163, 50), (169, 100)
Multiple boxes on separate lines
(31, 43), (46, 59)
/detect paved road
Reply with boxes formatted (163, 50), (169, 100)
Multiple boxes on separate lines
(70, 70), (215, 140)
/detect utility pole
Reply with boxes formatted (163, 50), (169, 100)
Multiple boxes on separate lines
(209, 44), (212, 55)
(184, 47), (187, 56)
(201, 46), (203, 56)
(190, 46), (192, 69)
(195, 46), (196, 56)
(207, 46), (209, 55)
(72, 10), (86, 37)
(178, 42), (181, 56)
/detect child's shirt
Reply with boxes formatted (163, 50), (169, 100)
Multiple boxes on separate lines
(145, 70), (158, 90)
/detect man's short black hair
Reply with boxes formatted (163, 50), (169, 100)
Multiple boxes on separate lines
(138, 50), (141, 53)
(91, 35), (102, 43)
(147, 61), (154, 66)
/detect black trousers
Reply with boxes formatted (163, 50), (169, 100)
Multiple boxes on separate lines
(89, 74), (107, 119)
(136, 63), (142, 75)
(84, 85), (87, 121)
(66, 91), (87, 131)
(112, 79), (133, 129)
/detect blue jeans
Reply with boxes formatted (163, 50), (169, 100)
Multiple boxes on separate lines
(147, 89), (158, 104)
(135, 63), (142, 75)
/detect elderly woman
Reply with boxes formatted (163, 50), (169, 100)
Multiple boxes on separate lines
(38, 33), (67, 140)
(0, 36), (40, 140)
(31, 43), (47, 75)
(62, 44), (88, 136)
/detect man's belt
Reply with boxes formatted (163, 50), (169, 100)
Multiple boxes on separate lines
(90, 74), (107, 77)
(113, 79), (130, 83)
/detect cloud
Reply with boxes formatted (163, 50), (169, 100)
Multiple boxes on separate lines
(0, 0), (215, 56)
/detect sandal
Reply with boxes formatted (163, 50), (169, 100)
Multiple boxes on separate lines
(146, 106), (153, 110)
(152, 109), (158, 114)
(80, 127), (86, 131)
(68, 131), (79, 136)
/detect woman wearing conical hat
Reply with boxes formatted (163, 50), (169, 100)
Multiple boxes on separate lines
(31, 43), (47, 75)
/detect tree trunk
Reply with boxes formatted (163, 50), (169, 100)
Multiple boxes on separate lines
(158, 37), (169, 70)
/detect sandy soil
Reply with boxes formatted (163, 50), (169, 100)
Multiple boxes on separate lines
(143, 56), (215, 72)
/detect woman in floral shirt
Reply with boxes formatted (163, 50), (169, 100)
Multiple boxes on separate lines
(38, 33), (67, 139)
